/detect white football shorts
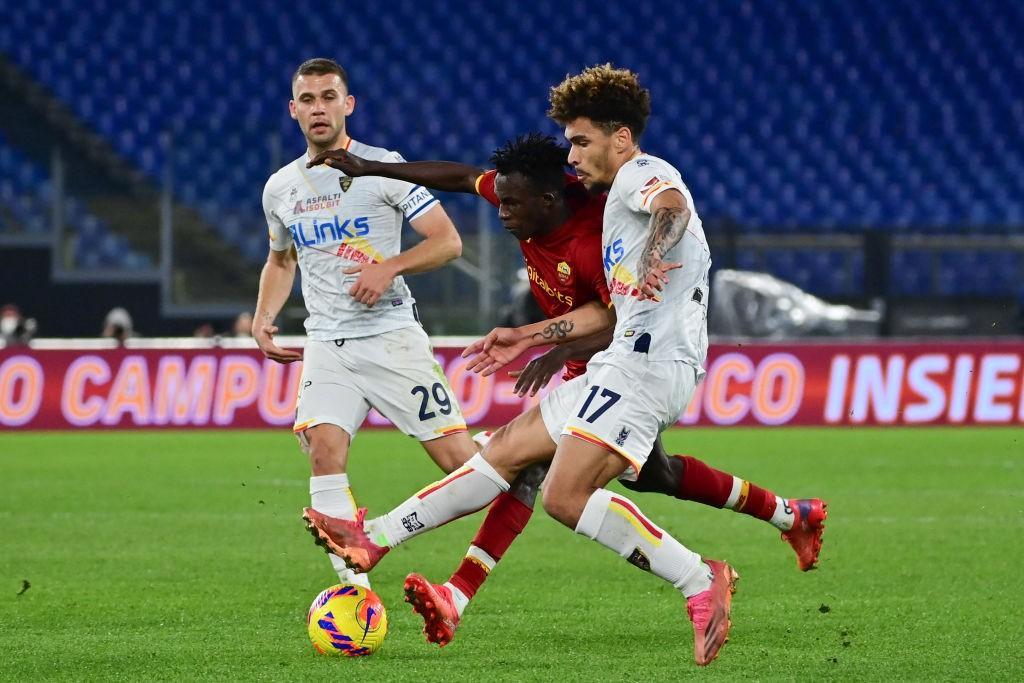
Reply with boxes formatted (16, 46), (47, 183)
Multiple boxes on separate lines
(539, 351), (698, 480)
(293, 325), (466, 443)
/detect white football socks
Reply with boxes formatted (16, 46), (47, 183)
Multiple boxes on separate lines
(310, 473), (370, 589)
(365, 454), (510, 548)
(443, 582), (471, 616)
(769, 496), (796, 531)
(575, 488), (712, 598)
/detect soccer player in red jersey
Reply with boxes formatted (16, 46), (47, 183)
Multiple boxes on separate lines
(307, 134), (826, 650)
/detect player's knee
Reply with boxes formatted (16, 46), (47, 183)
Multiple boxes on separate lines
(426, 432), (476, 473)
(482, 426), (530, 474)
(541, 481), (586, 528)
(540, 486), (569, 526)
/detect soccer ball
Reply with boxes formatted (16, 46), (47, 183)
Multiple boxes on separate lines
(306, 584), (388, 656)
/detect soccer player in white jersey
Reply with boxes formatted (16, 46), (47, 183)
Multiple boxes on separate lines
(254, 58), (480, 589)
(303, 65), (794, 666)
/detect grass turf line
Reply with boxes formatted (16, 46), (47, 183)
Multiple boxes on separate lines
(1, 428), (1022, 680)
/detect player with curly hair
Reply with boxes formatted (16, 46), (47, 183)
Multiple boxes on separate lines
(305, 70), (826, 663)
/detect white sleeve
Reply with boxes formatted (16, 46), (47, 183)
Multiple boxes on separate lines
(620, 159), (686, 214)
(378, 151), (439, 221)
(263, 179), (292, 252)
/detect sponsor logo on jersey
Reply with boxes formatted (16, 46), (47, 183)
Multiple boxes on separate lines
(335, 240), (381, 264)
(635, 159), (650, 167)
(287, 215), (370, 249)
(292, 192), (344, 215)
(603, 238), (638, 296)
(556, 260), (571, 284)
(603, 238), (625, 271)
(608, 269), (638, 297)
(527, 263), (573, 307)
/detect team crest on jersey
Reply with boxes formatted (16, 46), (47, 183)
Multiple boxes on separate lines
(615, 427), (630, 446)
(288, 186), (298, 201)
(556, 261), (571, 284)
(339, 175), (353, 192)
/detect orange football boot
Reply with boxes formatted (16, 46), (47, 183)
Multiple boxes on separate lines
(302, 506), (389, 573)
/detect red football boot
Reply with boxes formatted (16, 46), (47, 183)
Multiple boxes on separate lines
(781, 498), (828, 571)
(301, 507), (389, 573)
(404, 573), (461, 647)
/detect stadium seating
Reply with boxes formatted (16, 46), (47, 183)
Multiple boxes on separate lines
(0, 0), (1020, 297)
(0, 132), (151, 270)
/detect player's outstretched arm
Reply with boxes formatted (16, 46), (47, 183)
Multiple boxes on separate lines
(462, 301), (616, 376)
(308, 148), (483, 194)
(636, 190), (690, 301)
(509, 328), (614, 396)
(253, 247), (303, 363)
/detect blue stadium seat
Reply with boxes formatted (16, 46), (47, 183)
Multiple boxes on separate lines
(0, 132), (151, 270)
(0, 0), (1020, 295)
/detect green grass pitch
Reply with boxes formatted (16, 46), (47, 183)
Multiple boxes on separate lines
(2, 428), (1022, 680)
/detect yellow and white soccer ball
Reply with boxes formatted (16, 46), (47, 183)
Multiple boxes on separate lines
(306, 584), (388, 656)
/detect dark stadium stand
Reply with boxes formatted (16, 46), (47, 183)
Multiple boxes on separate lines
(0, 0), (1021, 299)
(0, 131), (151, 269)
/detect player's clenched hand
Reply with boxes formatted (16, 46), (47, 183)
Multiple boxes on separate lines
(306, 148), (369, 176)
(636, 259), (682, 302)
(508, 346), (569, 397)
(462, 327), (532, 376)
(345, 262), (396, 307)
(253, 322), (302, 364)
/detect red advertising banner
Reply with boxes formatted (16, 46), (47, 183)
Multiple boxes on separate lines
(1, 340), (1023, 429)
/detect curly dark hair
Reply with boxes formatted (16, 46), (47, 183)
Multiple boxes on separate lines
(489, 132), (569, 192)
(547, 64), (651, 139)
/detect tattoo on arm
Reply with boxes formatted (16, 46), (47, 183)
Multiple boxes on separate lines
(638, 205), (691, 277)
(532, 319), (575, 343)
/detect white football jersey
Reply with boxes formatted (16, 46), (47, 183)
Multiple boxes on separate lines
(262, 139), (439, 340)
(599, 154), (711, 373)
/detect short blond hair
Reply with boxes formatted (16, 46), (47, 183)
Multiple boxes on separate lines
(547, 64), (651, 138)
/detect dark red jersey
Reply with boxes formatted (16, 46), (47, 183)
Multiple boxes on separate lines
(476, 169), (610, 379)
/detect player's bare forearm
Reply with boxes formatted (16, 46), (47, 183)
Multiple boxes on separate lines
(559, 327), (614, 360)
(367, 160), (484, 195)
(309, 148), (482, 194)
(381, 234), (461, 277)
(385, 207), (463, 276)
(253, 249), (297, 330)
(635, 190), (691, 299)
(637, 205), (690, 281)
(519, 301), (616, 349)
